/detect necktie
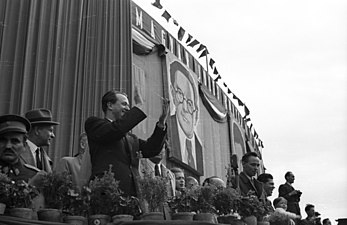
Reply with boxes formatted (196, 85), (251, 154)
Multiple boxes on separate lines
(36, 148), (43, 170)
(154, 164), (160, 177)
(186, 139), (195, 168)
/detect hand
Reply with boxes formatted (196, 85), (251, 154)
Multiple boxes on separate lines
(158, 98), (170, 128)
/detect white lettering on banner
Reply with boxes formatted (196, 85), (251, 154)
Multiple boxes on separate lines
(151, 20), (155, 39)
(161, 30), (166, 46)
(135, 7), (143, 29)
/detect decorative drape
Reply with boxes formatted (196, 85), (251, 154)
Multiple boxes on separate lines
(0, 0), (132, 164)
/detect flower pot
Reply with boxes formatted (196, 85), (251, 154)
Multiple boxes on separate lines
(88, 214), (111, 225)
(0, 203), (6, 214)
(193, 213), (218, 224)
(258, 222), (270, 225)
(218, 215), (245, 225)
(172, 212), (195, 221)
(140, 212), (164, 220)
(37, 208), (62, 222)
(9, 208), (33, 219)
(244, 215), (257, 225)
(112, 214), (134, 223)
(64, 215), (88, 225)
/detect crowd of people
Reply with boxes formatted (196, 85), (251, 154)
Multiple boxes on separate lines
(0, 89), (332, 224)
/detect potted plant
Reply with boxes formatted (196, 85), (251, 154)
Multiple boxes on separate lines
(62, 186), (90, 225)
(0, 173), (11, 214)
(36, 171), (73, 222)
(138, 173), (168, 220)
(6, 179), (39, 219)
(168, 188), (197, 220)
(88, 165), (122, 225)
(191, 185), (218, 223)
(111, 195), (141, 223)
(236, 192), (267, 225)
(214, 187), (243, 225)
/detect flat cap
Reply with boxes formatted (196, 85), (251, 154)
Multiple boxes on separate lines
(0, 114), (31, 135)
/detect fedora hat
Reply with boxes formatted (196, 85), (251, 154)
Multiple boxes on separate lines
(0, 114), (31, 135)
(25, 108), (60, 125)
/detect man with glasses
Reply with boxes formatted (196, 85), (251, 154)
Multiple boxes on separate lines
(169, 61), (203, 175)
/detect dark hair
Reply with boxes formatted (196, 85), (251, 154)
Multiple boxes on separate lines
(202, 176), (221, 186)
(322, 218), (330, 225)
(101, 90), (127, 113)
(257, 173), (273, 183)
(241, 152), (259, 164)
(273, 197), (286, 207)
(305, 204), (315, 212)
(284, 171), (293, 179)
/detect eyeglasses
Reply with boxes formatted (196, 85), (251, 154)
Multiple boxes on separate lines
(174, 87), (196, 114)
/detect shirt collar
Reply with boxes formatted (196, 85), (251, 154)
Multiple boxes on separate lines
(27, 140), (38, 155)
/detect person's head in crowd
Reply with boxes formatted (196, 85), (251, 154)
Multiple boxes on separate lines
(273, 197), (288, 210)
(0, 115), (31, 165)
(75, 132), (88, 157)
(322, 218), (331, 225)
(25, 108), (59, 147)
(258, 173), (275, 197)
(305, 204), (315, 218)
(241, 152), (260, 177)
(285, 171), (295, 184)
(170, 61), (198, 139)
(171, 167), (185, 191)
(101, 90), (130, 121)
(202, 176), (226, 188)
(186, 176), (199, 190)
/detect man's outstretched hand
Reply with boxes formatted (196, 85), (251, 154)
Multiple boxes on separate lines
(158, 98), (170, 129)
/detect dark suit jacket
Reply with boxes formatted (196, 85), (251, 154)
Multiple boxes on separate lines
(85, 107), (166, 196)
(279, 183), (301, 215)
(238, 172), (264, 200)
(20, 144), (53, 173)
(169, 114), (203, 175)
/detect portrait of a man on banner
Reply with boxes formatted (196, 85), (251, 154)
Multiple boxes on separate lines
(168, 60), (203, 175)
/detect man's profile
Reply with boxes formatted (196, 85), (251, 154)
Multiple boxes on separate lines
(168, 61), (203, 174)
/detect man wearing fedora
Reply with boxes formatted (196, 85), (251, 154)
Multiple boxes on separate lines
(20, 108), (59, 173)
(0, 114), (42, 181)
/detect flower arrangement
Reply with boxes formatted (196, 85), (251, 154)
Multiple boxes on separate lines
(88, 165), (122, 216)
(138, 172), (168, 212)
(7, 179), (39, 208)
(37, 171), (74, 209)
(116, 195), (141, 217)
(213, 187), (240, 216)
(168, 188), (197, 213)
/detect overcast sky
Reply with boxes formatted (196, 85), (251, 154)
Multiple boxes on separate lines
(134, 0), (347, 222)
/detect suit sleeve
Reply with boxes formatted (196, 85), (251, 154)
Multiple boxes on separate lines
(278, 184), (291, 199)
(85, 107), (147, 143)
(139, 123), (167, 158)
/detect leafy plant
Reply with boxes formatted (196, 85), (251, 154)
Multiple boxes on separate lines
(7, 180), (39, 208)
(214, 187), (240, 216)
(88, 166), (122, 216)
(115, 195), (141, 217)
(138, 173), (168, 212)
(63, 186), (90, 217)
(38, 171), (73, 209)
(0, 173), (11, 204)
(168, 188), (197, 213)
(236, 192), (267, 220)
(191, 185), (218, 214)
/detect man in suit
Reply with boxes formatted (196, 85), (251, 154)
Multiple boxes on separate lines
(139, 145), (176, 197)
(258, 173), (275, 212)
(55, 132), (88, 187)
(85, 90), (169, 196)
(279, 171), (302, 216)
(20, 108), (60, 173)
(169, 60), (203, 174)
(0, 114), (41, 182)
(237, 152), (265, 200)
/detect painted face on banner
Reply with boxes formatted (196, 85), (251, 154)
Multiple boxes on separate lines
(174, 70), (195, 139)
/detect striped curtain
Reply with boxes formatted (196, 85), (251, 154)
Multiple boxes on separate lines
(0, 0), (132, 164)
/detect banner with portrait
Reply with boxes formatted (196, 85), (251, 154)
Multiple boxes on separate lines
(166, 55), (204, 175)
